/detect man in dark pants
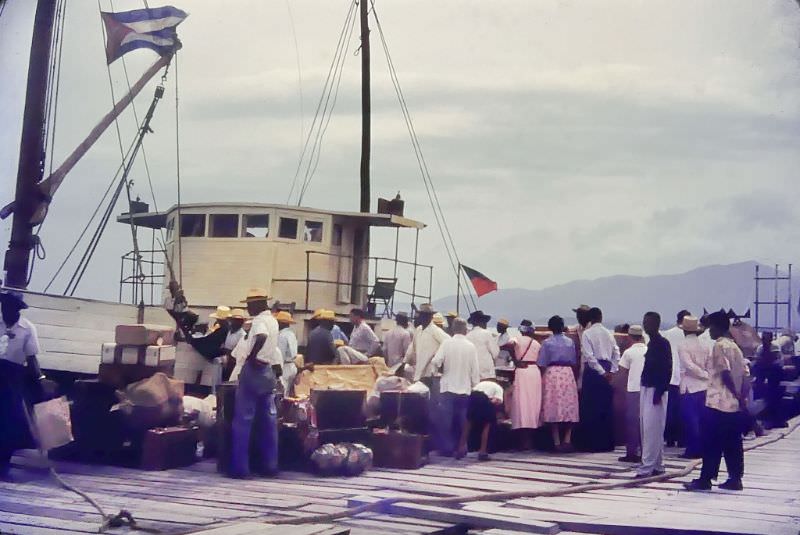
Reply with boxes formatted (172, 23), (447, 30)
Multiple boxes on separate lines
(0, 291), (45, 480)
(684, 311), (747, 492)
(662, 310), (691, 447)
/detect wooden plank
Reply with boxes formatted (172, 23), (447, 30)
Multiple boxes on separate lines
(0, 523), (86, 535)
(0, 511), (103, 534)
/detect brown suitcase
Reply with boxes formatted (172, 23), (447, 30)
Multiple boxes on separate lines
(115, 324), (175, 346)
(371, 430), (427, 469)
(98, 362), (175, 389)
(141, 426), (199, 470)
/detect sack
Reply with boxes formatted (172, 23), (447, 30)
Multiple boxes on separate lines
(33, 396), (74, 451)
(115, 373), (184, 431)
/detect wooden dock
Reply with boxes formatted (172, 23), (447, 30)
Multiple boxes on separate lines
(4, 418), (799, 535)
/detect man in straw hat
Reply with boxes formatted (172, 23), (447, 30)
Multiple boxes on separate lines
(230, 288), (282, 478)
(617, 325), (647, 463)
(0, 290), (44, 479)
(676, 315), (709, 459)
(466, 310), (499, 381)
(275, 311), (298, 394)
(383, 312), (412, 367)
(496, 318), (513, 367)
(444, 311), (458, 336)
(306, 310), (338, 364)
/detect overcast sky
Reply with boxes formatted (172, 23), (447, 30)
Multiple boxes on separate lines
(2, 0), (799, 304)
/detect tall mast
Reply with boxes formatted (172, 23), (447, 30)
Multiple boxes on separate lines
(4, 0), (58, 289)
(359, 0), (371, 213)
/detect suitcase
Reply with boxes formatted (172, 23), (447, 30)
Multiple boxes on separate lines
(279, 422), (319, 470)
(318, 427), (370, 446)
(379, 391), (429, 434)
(102, 343), (176, 366)
(311, 389), (366, 430)
(115, 324), (175, 347)
(371, 430), (426, 469)
(98, 362), (175, 389)
(141, 426), (199, 470)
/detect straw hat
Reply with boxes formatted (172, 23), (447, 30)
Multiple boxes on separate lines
(209, 305), (231, 320)
(240, 288), (269, 303)
(230, 308), (248, 320)
(445, 311), (458, 318)
(497, 318), (510, 327)
(334, 339), (346, 347)
(311, 308), (325, 319)
(679, 316), (702, 333)
(628, 325), (645, 337)
(275, 310), (296, 324)
(432, 313), (445, 326)
(317, 309), (336, 321)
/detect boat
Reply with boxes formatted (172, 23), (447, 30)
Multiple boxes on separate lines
(2, 0), (442, 381)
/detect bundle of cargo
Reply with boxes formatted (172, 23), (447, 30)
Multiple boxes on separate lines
(99, 324), (177, 389)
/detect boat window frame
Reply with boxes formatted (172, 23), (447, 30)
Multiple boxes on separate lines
(179, 213), (207, 238)
(277, 215), (300, 241)
(302, 219), (325, 244)
(165, 215), (176, 243)
(240, 213), (272, 239)
(208, 213), (240, 239)
(332, 223), (343, 247)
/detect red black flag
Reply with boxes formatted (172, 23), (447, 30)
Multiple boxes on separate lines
(461, 264), (498, 297)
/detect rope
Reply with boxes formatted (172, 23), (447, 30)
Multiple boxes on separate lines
(370, 2), (477, 311)
(284, 0), (306, 167)
(174, 50), (183, 286)
(258, 418), (800, 526)
(286, 0), (357, 205)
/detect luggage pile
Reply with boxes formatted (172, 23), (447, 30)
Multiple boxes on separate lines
(61, 324), (200, 470)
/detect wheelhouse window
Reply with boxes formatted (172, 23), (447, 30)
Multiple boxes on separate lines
(304, 220), (324, 243)
(180, 214), (206, 237)
(278, 217), (299, 239)
(332, 224), (343, 246)
(209, 214), (239, 238)
(241, 214), (270, 238)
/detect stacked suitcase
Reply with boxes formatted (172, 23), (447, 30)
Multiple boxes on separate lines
(99, 324), (177, 389)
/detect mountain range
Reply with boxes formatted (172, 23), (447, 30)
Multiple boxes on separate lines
(431, 261), (798, 331)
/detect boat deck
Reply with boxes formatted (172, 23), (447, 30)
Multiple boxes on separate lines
(4, 418), (799, 535)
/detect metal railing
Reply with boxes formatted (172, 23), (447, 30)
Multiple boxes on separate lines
(119, 249), (165, 306)
(271, 250), (433, 317)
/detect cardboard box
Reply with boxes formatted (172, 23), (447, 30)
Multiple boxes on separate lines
(115, 324), (175, 346)
(101, 343), (176, 366)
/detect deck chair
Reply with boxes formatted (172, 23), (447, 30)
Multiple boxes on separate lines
(368, 277), (397, 318)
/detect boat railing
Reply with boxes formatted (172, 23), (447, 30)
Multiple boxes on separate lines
(119, 248), (165, 306)
(271, 250), (433, 317)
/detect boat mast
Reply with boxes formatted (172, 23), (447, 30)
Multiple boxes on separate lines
(359, 0), (371, 213)
(4, 0), (58, 289)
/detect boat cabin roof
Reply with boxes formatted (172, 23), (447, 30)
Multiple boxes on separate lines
(117, 202), (426, 230)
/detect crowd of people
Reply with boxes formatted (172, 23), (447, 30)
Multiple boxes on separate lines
(1, 286), (797, 488)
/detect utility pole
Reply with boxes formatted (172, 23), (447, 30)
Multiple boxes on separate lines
(359, 0), (371, 214)
(4, 0), (58, 288)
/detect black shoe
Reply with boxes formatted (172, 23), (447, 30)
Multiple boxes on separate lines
(652, 469), (666, 476)
(680, 452), (702, 459)
(634, 472), (652, 479)
(718, 479), (743, 491)
(618, 455), (641, 463)
(683, 479), (712, 491)
(478, 453), (491, 462)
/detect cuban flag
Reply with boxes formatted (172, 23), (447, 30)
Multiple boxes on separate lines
(101, 6), (188, 64)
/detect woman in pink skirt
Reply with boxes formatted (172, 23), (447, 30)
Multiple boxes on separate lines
(510, 320), (542, 448)
(538, 315), (580, 452)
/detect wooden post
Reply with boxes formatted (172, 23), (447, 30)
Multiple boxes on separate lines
(3, 0), (58, 288)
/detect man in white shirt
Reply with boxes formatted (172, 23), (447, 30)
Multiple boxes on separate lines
(382, 312), (412, 367)
(404, 304), (450, 452)
(677, 316), (709, 459)
(618, 325), (647, 463)
(349, 308), (380, 356)
(275, 311), (299, 395)
(466, 310), (500, 380)
(221, 309), (247, 381)
(0, 291), (44, 479)
(577, 307), (620, 452)
(661, 310), (690, 447)
(464, 380), (505, 461)
(496, 319), (514, 367)
(230, 288), (281, 479)
(431, 318), (480, 457)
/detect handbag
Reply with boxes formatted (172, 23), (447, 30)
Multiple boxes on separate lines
(33, 396), (74, 451)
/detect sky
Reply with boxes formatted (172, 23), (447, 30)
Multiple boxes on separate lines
(1, 0), (799, 305)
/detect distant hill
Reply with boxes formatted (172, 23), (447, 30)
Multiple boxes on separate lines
(432, 261), (799, 331)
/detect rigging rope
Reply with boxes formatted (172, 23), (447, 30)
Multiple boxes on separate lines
(175, 50), (183, 286)
(286, 0), (357, 205)
(284, 0), (306, 167)
(370, 1), (478, 311)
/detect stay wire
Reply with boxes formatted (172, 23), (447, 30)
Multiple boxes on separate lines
(284, 0), (305, 170)
(286, 0), (357, 205)
(371, 2), (477, 310)
(297, 0), (358, 203)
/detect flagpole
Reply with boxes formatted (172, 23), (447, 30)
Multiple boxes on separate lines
(456, 263), (461, 317)
(30, 54), (172, 224)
